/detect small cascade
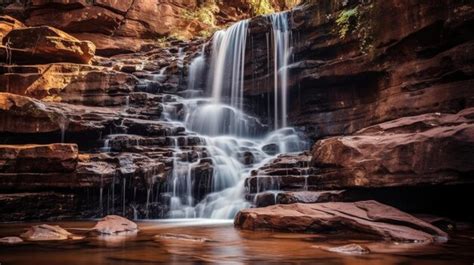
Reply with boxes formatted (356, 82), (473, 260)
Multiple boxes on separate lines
(186, 45), (206, 96)
(154, 11), (305, 219)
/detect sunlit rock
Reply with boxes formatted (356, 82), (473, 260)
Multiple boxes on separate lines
(92, 215), (138, 235)
(2, 26), (95, 64)
(0, 15), (25, 41)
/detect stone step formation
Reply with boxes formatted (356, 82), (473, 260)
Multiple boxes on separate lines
(0, 0), (473, 227)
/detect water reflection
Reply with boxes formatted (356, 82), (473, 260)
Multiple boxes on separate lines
(0, 220), (473, 264)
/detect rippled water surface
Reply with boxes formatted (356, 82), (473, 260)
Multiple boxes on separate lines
(1, 220), (473, 264)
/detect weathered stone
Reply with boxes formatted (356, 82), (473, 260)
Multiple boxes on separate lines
(92, 215), (138, 234)
(0, 92), (118, 134)
(235, 201), (448, 243)
(0, 144), (78, 173)
(21, 224), (73, 241)
(3, 26), (95, 64)
(0, 64), (137, 106)
(311, 108), (474, 189)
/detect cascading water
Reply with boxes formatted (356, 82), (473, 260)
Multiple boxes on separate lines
(162, 12), (305, 219)
(271, 12), (292, 129)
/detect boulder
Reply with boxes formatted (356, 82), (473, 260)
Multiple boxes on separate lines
(92, 215), (138, 234)
(21, 224), (73, 241)
(0, 144), (78, 173)
(235, 201), (448, 243)
(311, 108), (474, 189)
(2, 26), (95, 64)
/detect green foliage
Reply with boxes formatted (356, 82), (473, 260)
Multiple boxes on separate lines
(182, 0), (219, 27)
(250, 0), (275, 16)
(335, 3), (375, 55)
(335, 7), (358, 39)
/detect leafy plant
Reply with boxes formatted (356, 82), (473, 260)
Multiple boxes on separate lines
(335, 3), (375, 55)
(250, 0), (275, 16)
(335, 7), (358, 39)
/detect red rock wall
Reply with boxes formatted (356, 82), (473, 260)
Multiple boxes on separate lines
(245, 0), (474, 139)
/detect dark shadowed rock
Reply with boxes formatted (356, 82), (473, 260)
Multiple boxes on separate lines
(0, 144), (78, 173)
(235, 201), (448, 243)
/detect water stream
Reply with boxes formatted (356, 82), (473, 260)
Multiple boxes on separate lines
(162, 12), (306, 219)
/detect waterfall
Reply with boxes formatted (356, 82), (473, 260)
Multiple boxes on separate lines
(163, 11), (304, 219)
(270, 12), (292, 129)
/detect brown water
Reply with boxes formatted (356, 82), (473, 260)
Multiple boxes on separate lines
(1, 219), (473, 264)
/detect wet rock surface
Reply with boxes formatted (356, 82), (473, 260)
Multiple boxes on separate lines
(326, 244), (370, 255)
(92, 215), (138, 235)
(235, 200), (448, 243)
(21, 224), (73, 241)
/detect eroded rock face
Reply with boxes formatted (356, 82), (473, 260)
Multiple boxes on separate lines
(2, 26), (95, 64)
(0, 144), (78, 173)
(0, 64), (137, 106)
(92, 215), (138, 234)
(244, 0), (474, 139)
(311, 108), (474, 189)
(0, 15), (24, 41)
(235, 201), (448, 243)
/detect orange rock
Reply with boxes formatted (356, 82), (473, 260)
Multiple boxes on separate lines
(0, 63), (137, 106)
(0, 15), (25, 42)
(3, 26), (95, 64)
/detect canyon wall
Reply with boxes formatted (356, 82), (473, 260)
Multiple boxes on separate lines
(0, 0), (473, 221)
(243, 0), (474, 219)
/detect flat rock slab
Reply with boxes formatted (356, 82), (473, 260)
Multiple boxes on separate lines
(92, 215), (138, 235)
(235, 200), (448, 243)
